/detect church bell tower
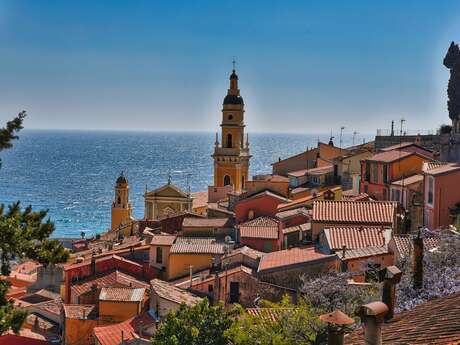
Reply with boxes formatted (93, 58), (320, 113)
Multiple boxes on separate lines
(111, 172), (132, 230)
(212, 63), (251, 192)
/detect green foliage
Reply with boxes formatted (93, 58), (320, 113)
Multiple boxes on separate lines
(444, 42), (460, 121)
(229, 296), (326, 345)
(0, 112), (69, 334)
(152, 299), (240, 345)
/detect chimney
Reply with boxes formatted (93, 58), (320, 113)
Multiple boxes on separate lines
(413, 231), (424, 289)
(319, 310), (354, 345)
(91, 254), (96, 275)
(213, 271), (220, 305)
(379, 265), (402, 320)
(356, 302), (388, 345)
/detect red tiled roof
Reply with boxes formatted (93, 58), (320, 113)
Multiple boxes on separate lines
(392, 234), (441, 258)
(287, 165), (333, 178)
(381, 142), (428, 152)
(276, 207), (310, 220)
(252, 174), (290, 183)
(277, 186), (342, 211)
(0, 334), (52, 345)
(323, 226), (388, 250)
(258, 246), (335, 273)
(424, 162), (460, 176)
(312, 200), (396, 224)
(63, 304), (96, 320)
(170, 237), (226, 254)
(71, 270), (149, 298)
(346, 292), (460, 344)
(282, 223), (310, 235)
(242, 190), (290, 203)
(151, 279), (202, 306)
(238, 216), (279, 240)
(99, 287), (145, 302)
(367, 150), (415, 163)
(191, 191), (208, 209)
(337, 246), (389, 260)
(246, 308), (290, 322)
(150, 234), (177, 246)
(391, 174), (424, 186)
(182, 217), (234, 228)
(93, 312), (156, 345)
(342, 192), (371, 201)
(224, 246), (265, 261)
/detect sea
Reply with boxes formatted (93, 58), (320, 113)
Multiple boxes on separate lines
(0, 130), (371, 238)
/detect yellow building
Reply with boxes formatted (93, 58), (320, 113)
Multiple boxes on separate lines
(144, 178), (193, 220)
(212, 65), (251, 193)
(111, 172), (133, 231)
(98, 287), (145, 323)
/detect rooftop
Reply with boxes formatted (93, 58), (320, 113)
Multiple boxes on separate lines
(367, 150), (415, 163)
(323, 226), (388, 250)
(71, 270), (149, 298)
(93, 312), (156, 345)
(151, 279), (202, 306)
(392, 234), (441, 258)
(346, 292), (460, 344)
(182, 217), (234, 228)
(282, 222), (310, 235)
(424, 162), (460, 176)
(258, 246), (335, 273)
(63, 304), (97, 320)
(287, 165), (334, 178)
(337, 245), (389, 260)
(170, 237), (226, 255)
(391, 174), (424, 186)
(238, 216), (279, 240)
(150, 234), (177, 246)
(275, 207), (310, 220)
(99, 287), (145, 302)
(312, 200), (397, 224)
(191, 191), (208, 209)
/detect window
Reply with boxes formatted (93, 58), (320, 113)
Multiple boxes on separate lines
(229, 282), (240, 303)
(248, 210), (254, 220)
(224, 175), (231, 186)
(391, 189), (401, 202)
(228, 114), (233, 120)
(156, 247), (163, 264)
(226, 133), (233, 148)
(427, 176), (434, 205)
(263, 241), (273, 252)
(208, 284), (213, 293)
(371, 163), (379, 184)
(365, 162), (371, 181)
(383, 164), (388, 184)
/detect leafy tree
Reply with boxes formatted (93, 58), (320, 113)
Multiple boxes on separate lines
(300, 272), (379, 317)
(396, 231), (460, 312)
(444, 41), (460, 121)
(152, 299), (240, 345)
(0, 111), (69, 334)
(229, 296), (326, 345)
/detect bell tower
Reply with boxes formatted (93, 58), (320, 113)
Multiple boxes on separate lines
(111, 172), (132, 230)
(212, 63), (251, 192)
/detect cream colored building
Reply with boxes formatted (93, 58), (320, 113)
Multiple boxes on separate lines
(144, 179), (193, 220)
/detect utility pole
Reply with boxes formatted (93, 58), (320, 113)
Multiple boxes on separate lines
(340, 126), (345, 153)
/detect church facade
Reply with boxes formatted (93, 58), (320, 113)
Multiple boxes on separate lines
(212, 66), (251, 193)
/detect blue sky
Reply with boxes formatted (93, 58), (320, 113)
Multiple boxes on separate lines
(0, 0), (459, 134)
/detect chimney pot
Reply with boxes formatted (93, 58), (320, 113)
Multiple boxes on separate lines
(379, 265), (402, 321)
(356, 302), (388, 345)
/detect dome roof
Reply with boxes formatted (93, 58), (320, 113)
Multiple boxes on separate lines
(116, 173), (128, 184)
(223, 94), (244, 105)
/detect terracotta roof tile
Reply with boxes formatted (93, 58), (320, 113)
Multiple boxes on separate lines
(224, 246), (265, 260)
(150, 234), (177, 246)
(99, 287), (145, 302)
(381, 142), (426, 152)
(0, 334), (52, 345)
(312, 200), (396, 224)
(238, 216), (279, 240)
(63, 304), (97, 320)
(346, 292), (460, 344)
(276, 207), (310, 220)
(246, 308), (291, 322)
(323, 226), (388, 250)
(93, 312), (156, 345)
(391, 174), (424, 186)
(392, 234), (441, 258)
(170, 237), (226, 254)
(71, 270), (149, 298)
(337, 246), (389, 260)
(342, 192), (371, 201)
(367, 150), (415, 163)
(191, 191), (208, 209)
(182, 217), (234, 228)
(151, 279), (202, 306)
(258, 246), (336, 273)
(287, 165), (333, 178)
(424, 162), (460, 176)
(282, 223), (310, 235)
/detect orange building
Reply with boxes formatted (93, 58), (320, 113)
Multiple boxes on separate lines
(62, 304), (99, 345)
(98, 287), (146, 323)
(212, 66), (251, 193)
(360, 150), (433, 201)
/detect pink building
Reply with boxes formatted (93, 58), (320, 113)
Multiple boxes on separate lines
(424, 162), (460, 229)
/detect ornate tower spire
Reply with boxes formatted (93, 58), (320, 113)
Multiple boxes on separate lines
(211, 64), (251, 192)
(111, 172), (132, 231)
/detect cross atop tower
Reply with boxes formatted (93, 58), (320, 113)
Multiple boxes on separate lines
(232, 56), (236, 71)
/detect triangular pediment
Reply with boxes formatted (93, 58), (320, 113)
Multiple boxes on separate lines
(146, 183), (189, 199)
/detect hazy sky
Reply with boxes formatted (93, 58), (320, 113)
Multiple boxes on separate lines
(0, 0), (459, 134)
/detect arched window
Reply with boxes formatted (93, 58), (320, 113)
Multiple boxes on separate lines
(226, 134), (233, 148)
(117, 196), (121, 204)
(248, 209), (254, 220)
(224, 175), (231, 186)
